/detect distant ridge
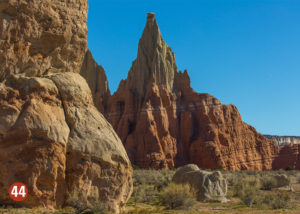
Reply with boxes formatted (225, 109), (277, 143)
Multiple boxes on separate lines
(265, 135), (300, 146)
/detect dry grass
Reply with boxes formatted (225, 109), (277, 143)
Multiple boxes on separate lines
(127, 168), (300, 213)
(1, 169), (299, 214)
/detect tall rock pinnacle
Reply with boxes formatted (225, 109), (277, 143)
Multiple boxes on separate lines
(126, 12), (178, 95)
(104, 12), (300, 171)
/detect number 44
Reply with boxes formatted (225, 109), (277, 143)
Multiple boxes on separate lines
(11, 185), (26, 198)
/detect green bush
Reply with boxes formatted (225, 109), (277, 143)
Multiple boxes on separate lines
(285, 166), (294, 171)
(159, 183), (197, 210)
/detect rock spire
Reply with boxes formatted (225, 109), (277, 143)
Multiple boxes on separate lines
(125, 12), (177, 95)
(103, 13), (300, 170)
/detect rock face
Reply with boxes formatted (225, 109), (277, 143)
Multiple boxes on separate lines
(0, 0), (88, 81)
(80, 50), (110, 113)
(272, 144), (300, 170)
(172, 164), (228, 202)
(104, 13), (282, 170)
(0, 73), (132, 212)
(265, 135), (300, 146)
(0, 0), (133, 212)
(266, 135), (300, 170)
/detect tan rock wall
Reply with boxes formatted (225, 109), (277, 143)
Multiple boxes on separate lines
(0, 0), (88, 80)
(0, 73), (133, 212)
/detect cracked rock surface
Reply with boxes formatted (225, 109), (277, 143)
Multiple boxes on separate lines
(0, 0), (88, 81)
(0, 73), (132, 213)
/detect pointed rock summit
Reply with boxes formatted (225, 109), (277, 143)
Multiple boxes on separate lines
(102, 13), (300, 170)
(126, 12), (177, 95)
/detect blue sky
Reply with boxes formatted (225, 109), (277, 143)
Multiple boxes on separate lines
(87, 0), (300, 136)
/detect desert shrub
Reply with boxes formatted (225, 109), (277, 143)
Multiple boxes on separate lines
(259, 192), (291, 209)
(131, 184), (158, 203)
(88, 201), (107, 214)
(260, 176), (278, 190)
(133, 169), (175, 190)
(285, 166), (294, 171)
(66, 188), (108, 213)
(226, 174), (238, 187)
(239, 187), (258, 207)
(271, 192), (291, 209)
(232, 178), (260, 207)
(245, 170), (258, 176)
(159, 183), (197, 210)
(131, 169), (176, 204)
(225, 171), (247, 187)
(232, 177), (259, 196)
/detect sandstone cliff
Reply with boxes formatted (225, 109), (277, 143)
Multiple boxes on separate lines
(103, 13), (297, 170)
(0, 0), (133, 212)
(0, 73), (132, 212)
(80, 50), (110, 113)
(0, 0), (88, 80)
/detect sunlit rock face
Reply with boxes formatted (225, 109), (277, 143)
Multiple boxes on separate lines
(102, 13), (286, 170)
(0, 73), (133, 213)
(0, 0), (88, 80)
(0, 0), (133, 212)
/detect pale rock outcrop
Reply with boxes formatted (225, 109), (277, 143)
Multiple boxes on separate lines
(173, 164), (228, 202)
(265, 135), (300, 146)
(0, 72), (132, 213)
(0, 0), (88, 81)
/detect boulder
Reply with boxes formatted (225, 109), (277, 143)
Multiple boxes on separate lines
(172, 164), (228, 202)
(0, 73), (133, 213)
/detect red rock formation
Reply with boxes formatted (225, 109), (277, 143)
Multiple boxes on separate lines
(80, 50), (111, 112)
(273, 144), (300, 170)
(103, 13), (299, 170)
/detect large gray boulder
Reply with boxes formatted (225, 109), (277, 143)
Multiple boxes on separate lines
(172, 164), (228, 202)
